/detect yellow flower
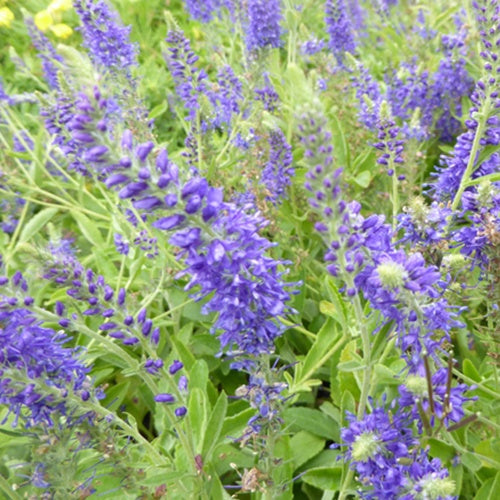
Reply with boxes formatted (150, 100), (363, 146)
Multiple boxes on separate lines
(48, 0), (73, 14)
(0, 7), (14, 28)
(50, 23), (73, 39)
(34, 9), (53, 31)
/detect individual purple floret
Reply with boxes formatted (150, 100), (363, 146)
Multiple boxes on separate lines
(245, 0), (282, 52)
(261, 130), (294, 204)
(0, 308), (92, 427)
(325, 0), (356, 65)
(74, 0), (138, 77)
(25, 18), (65, 90)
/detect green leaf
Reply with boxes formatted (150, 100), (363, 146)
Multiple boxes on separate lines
(189, 359), (209, 392)
(301, 467), (343, 491)
(71, 210), (104, 247)
(463, 359), (481, 382)
(283, 407), (338, 440)
(202, 391), (228, 462)
(289, 431), (325, 469)
(17, 207), (58, 245)
(188, 388), (209, 453)
(353, 170), (372, 188)
(475, 439), (500, 465)
(428, 438), (455, 462)
(292, 316), (342, 390)
(209, 472), (233, 500)
(148, 99), (168, 119)
(340, 390), (355, 424)
(337, 360), (364, 372)
(330, 114), (349, 167)
(220, 408), (254, 438)
(322, 276), (348, 325)
(461, 451), (482, 472)
(171, 336), (197, 370)
(474, 471), (500, 500)
(102, 381), (131, 411)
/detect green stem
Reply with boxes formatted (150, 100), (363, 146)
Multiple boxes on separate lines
(85, 402), (168, 466)
(450, 99), (490, 211)
(0, 474), (22, 500)
(338, 468), (355, 500)
(389, 156), (399, 233)
(5, 199), (30, 256)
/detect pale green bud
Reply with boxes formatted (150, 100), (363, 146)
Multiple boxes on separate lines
(376, 261), (407, 289)
(351, 432), (380, 462)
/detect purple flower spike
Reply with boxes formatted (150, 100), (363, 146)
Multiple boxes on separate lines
(74, 0), (138, 77)
(245, 0), (282, 51)
(325, 0), (356, 65)
(0, 308), (93, 427)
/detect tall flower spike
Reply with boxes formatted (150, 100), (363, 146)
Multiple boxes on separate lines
(41, 240), (162, 348)
(42, 84), (295, 363)
(373, 102), (405, 178)
(164, 30), (208, 121)
(74, 0), (138, 78)
(245, 0), (282, 52)
(261, 129), (294, 205)
(325, 0), (356, 65)
(432, 0), (500, 207)
(0, 308), (94, 427)
(25, 18), (65, 90)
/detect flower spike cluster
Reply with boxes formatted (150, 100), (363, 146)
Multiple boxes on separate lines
(299, 109), (473, 496)
(245, 0), (282, 52)
(325, 0), (356, 65)
(74, 0), (138, 77)
(0, 263), (99, 428)
(25, 17), (65, 90)
(43, 83), (294, 363)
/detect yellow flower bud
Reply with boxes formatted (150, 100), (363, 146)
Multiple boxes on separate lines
(34, 10), (53, 31)
(50, 23), (73, 39)
(0, 7), (14, 28)
(48, 0), (73, 14)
